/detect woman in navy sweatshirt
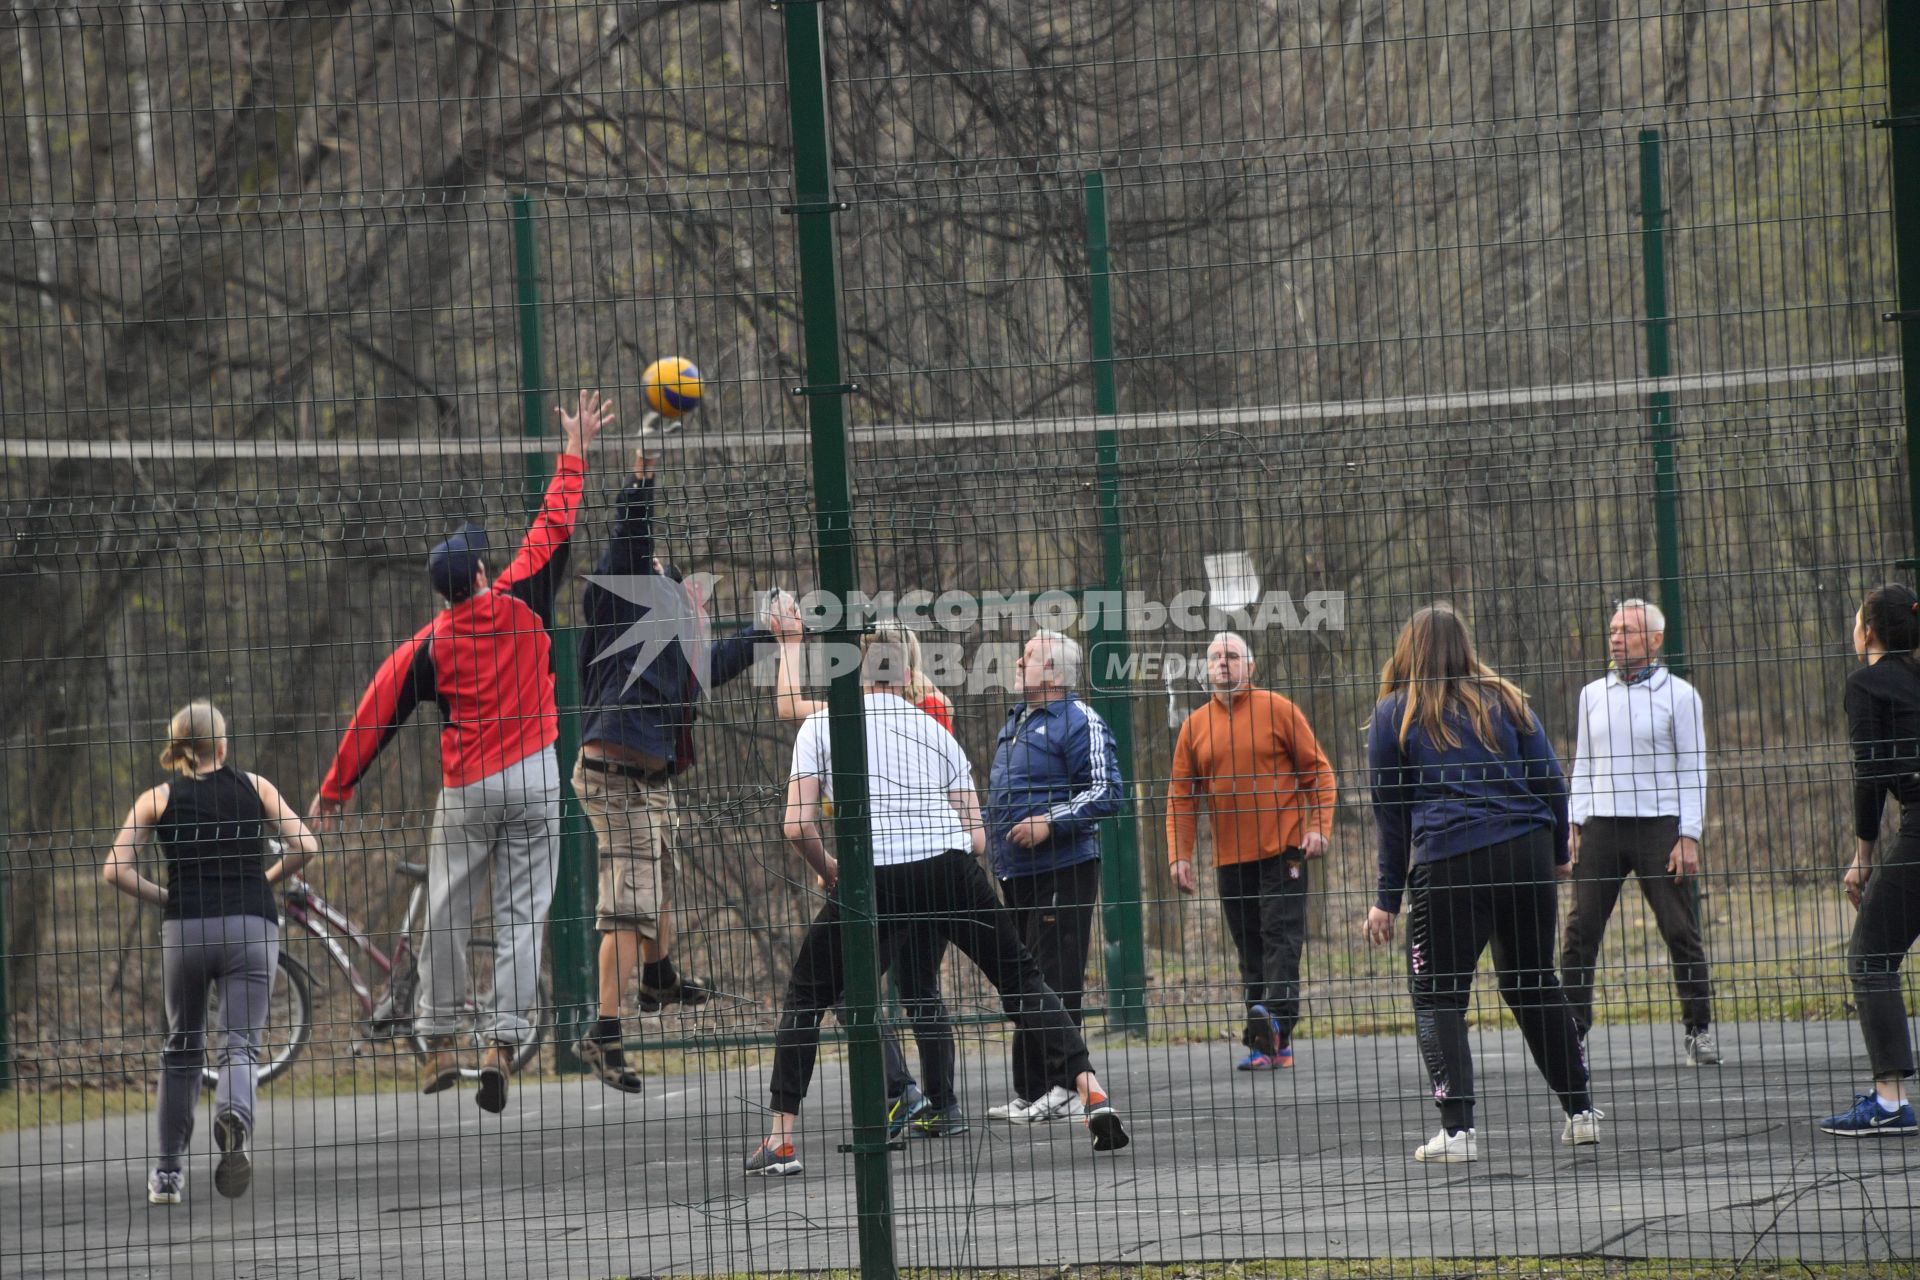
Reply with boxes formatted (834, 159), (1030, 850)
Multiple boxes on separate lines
(1364, 604), (1600, 1163)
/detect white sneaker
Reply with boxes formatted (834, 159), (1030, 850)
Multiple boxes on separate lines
(1413, 1128), (1478, 1163)
(1562, 1108), (1605, 1146)
(1019, 1085), (1084, 1123)
(986, 1096), (1032, 1122)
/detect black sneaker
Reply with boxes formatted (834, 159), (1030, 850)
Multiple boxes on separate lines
(213, 1112), (252, 1199)
(639, 973), (712, 1010)
(911, 1102), (969, 1139)
(1085, 1094), (1129, 1153)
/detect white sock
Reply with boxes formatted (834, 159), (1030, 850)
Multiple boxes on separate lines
(1876, 1094), (1904, 1113)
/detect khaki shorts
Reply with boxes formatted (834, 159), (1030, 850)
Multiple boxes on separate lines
(573, 761), (678, 937)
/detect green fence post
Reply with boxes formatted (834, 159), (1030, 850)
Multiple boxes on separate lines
(0, 764), (12, 1092)
(1888, 2), (1920, 560)
(1637, 130), (1707, 923)
(1637, 129), (1688, 679)
(781, 5), (897, 1277)
(1083, 172), (1149, 1036)
(513, 193), (593, 1073)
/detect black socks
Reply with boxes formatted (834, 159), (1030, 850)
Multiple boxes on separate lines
(642, 956), (680, 992)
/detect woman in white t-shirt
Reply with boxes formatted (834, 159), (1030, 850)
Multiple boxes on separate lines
(744, 631), (1129, 1175)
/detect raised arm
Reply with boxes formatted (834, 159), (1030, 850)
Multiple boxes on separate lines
(593, 449), (658, 578)
(767, 591), (826, 722)
(102, 786), (171, 908)
(495, 391), (613, 623)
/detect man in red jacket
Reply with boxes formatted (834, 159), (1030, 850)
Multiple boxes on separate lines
(310, 391), (612, 1113)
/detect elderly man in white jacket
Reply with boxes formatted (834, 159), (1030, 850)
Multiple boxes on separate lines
(1559, 599), (1721, 1067)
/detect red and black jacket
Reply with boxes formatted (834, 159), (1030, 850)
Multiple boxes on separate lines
(319, 455), (585, 800)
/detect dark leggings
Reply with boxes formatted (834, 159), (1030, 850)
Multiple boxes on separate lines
(1851, 828), (1920, 1081)
(1002, 858), (1102, 1102)
(1406, 829), (1591, 1133)
(770, 850), (1093, 1115)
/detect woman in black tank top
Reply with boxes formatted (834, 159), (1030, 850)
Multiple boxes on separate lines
(102, 701), (320, 1205)
(1819, 586), (1920, 1137)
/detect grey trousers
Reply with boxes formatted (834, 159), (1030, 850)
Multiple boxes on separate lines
(158, 915), (281, 1173)
(417, 748), (559, 1046)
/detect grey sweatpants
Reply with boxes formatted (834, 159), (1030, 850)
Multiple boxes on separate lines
(158, 915), (281, 1173)
(417, 748), (560, 1046)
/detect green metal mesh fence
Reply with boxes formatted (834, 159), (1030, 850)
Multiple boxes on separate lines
(3, 1), (1918, 1277)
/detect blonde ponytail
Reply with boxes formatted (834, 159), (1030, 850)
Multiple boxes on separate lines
(159, 700), (227, 777)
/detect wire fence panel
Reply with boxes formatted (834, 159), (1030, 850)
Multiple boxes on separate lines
(2, 1), (1916, 1278)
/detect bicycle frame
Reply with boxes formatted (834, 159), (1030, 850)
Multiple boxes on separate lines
(280, 876), (424, 1017)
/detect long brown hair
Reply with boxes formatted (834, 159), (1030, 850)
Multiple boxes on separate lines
(1376, 605), (1534, 750)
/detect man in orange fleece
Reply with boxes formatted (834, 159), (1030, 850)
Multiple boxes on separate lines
(1169, 631), (1337, 1070)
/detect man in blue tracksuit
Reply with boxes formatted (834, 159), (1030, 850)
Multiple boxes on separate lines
(572, 446), (773, 1092)
(984, 629), (1125, 1122)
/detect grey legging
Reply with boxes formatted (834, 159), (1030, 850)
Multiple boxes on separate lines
(157, 915), (280, 1173)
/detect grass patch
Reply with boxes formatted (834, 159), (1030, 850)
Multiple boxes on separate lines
(0, 1086), (153, 1134)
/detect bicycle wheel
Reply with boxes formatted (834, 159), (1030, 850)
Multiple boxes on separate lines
(408, 939), (551, 1076)
(201, 951), (314, 1089)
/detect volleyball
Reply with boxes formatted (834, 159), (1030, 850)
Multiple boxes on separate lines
(641, 356), (703, 418)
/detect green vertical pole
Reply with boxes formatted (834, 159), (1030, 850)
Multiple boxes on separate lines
(513, 194), (593, 1072)
(1084, 172), (1148, 1036)
(1887, 2), (1920, 561)
(781, 6), (896, 1277)
(1637, 130), (1688, 679)
(1637, 132), (1705, 922)
(0, 764), (12, 1092)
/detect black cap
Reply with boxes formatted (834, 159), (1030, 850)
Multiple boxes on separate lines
(428, 522), (490, 599)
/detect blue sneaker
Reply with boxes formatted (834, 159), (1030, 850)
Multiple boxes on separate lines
(1820, 1093), (1918, 1137)
(1236, 1050), (1276, 1071)
(887, 1084), (930, 1139)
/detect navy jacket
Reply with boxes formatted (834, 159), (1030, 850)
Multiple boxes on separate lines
(577, 473), (768, 774)
(1367, 691), (1569, 913)
(986, 693), (1124, 879)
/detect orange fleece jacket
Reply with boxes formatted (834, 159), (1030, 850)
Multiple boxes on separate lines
(1167, 686), (1337, 866)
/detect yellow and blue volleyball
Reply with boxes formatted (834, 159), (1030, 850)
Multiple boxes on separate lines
(642, 356), (703, 418)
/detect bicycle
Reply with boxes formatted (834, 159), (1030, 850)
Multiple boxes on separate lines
(204, 850), (550, 1087)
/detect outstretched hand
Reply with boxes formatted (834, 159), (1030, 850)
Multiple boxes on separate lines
(559, 389), (615, 457)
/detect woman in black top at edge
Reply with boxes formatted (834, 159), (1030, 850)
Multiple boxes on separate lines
(1821, 584), (1920, 1136)
(102, 701), (321, 1204)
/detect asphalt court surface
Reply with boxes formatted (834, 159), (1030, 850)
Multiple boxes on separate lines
(4, 1019), (1915, 1277)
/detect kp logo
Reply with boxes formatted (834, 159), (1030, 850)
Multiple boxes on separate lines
(584, 572), (721, 696)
